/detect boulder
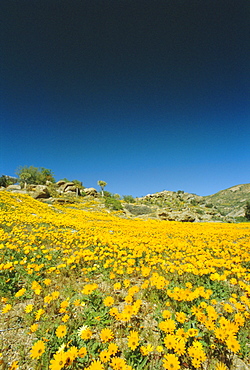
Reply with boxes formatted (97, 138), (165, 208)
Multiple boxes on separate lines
(56, 180), (67, 187)
(59, 182), (75, 192)
(64, 185), (77, 193)
(51, 198), (75, 204)
(178, 211), (196, 222)
(31, 185), (50, 199)
(7, 184), (22, 190)
(158, 210), (196, 222)
(83, 187), (98, 197)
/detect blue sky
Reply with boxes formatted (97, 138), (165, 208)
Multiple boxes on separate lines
(1, 0), (249, 197)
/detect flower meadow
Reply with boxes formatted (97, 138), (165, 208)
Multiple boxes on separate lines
(0, 191), (249, 370)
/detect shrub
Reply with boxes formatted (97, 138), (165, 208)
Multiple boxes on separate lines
(0, 175), (7, 187)
(205, 203), (214, 208)
(190, 199), (198, 206)
(124, 204), (153, 215)
(104, 197), (123, 211)
(123, 195), (135, 203)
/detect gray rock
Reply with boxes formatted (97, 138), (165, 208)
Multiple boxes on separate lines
(7, 184), (21, 190)
(83, 187), (98, 196)
(31, 185), (50, 199)
(59, 182), (75, 192)
(158, 210), (196, 222)
(56, 180), (67, 187)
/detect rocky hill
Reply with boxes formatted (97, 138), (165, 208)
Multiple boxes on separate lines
(130, 184), (250, 222)
(1, 181), (250, 223)
(204, 183), (250, 218)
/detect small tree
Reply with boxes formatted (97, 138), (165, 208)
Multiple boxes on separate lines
(19, 172), (31, 189)
(245, 201), (250, 220)
(97, 180), (107, 197)
(16, 166), (55, 186)
(0, 175), (8, 187)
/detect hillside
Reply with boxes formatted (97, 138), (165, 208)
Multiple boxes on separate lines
(204, 184), (250, 219)
(2, 182), (250, 222)
(135, 184), (250, 222)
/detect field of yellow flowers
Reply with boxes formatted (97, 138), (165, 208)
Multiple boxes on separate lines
(0, 191), (249, 370)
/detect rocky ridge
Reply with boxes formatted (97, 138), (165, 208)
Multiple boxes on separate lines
(1, 182), (249, 223)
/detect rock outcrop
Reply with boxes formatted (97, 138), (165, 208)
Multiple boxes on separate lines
(158, 210), (197, 222)
(29, 185), (50, 199)
(83, 187), (98, 197)
(6, 184), (22, 190)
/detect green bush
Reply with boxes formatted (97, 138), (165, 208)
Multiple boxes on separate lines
(123, 195), (135, 203)
(0, 175), (7, 187)
(104, 197), (123, 211)
(124, 204), (153, 216)
(205, 203), (214, 208)
(16, 166), (55, 186)
(235, 216), (249, 223)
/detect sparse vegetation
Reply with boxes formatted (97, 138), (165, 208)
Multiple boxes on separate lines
(245, 201), (250, 221)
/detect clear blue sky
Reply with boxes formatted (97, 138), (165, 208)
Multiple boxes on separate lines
(1, 0), (249, 197)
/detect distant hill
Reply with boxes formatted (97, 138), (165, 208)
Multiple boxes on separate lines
(204, 183), (250, 219)
(136, 183), (250, 222)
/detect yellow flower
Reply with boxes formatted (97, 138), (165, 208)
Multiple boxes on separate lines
(175, 312), (186, 323)
(163, 353), (180, 370)
(108, 342), (119, 355)
(140, 344), (153, 356)
(62, 314), (69, 323)
(30, 340), (45, 359)
(56, 325), (67, 338)
(64, 346), (78, 366)
(162, 310), (171, 319)
(100, 328), (114, 343)
(103, 296), (114, 307)
(78, 346), (87, 358)
(215, 362), (228, 370)
(127, 330), (139, 351)
(78, 325), (92, 340)
(226, 336), (240, 353)
(164, 334), (176, 350)
(35, 308), (45, 321)
(188, 328), (198, 337)
(9, 361), (19, 370)
(113, 282), (121, 290)
(60, 300), (69, 309)
(2, 304), (12, 313)
(25, 304), (33, 313)
(156, 345), (164, 353)
(73, 299), (81, 306)
(88, 359), (104, 370)
(158, 319), (176, 333)
(82, 283), (98, 295)
(49, 351), (67, 370)
(43, 278), (51, 286)
(173, 338), (186, 356)
(110, 356), (127, 370)
(15, 288), (26, 297)
(30, 323), (38, 333)
(100, 349), (111, 363)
